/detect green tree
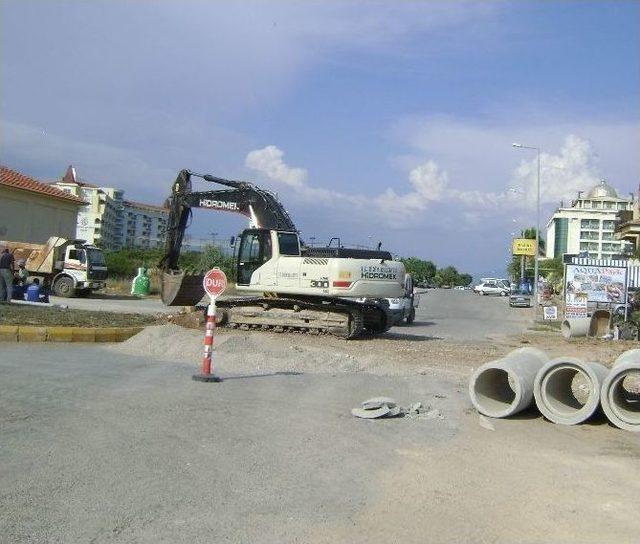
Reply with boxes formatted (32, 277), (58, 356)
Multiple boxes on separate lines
(439, 266), (459, 286)
(197, 245), (236, 281)
(457, 273), (473, 286)
(400, 257), (436, 283)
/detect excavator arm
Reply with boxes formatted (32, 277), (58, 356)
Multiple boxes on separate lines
(159, 169), (297, 304)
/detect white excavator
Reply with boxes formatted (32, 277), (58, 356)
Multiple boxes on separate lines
(159, 170), (406, 338)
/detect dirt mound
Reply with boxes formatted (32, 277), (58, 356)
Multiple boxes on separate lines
(110, 324), (203, 361)
(109, 324), (375, 374)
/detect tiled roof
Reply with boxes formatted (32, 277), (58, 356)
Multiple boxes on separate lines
(0, 165), (86, 205)
(124, 199), (169, 213)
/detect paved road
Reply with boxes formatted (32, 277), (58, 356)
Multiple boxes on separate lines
(396, 288), (532, 341)
(49, 293), (172, 314)
(50, 289), (531, 340)
(1, 344), (638, 544)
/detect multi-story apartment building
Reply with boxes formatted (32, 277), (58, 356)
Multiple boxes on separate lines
(52, 165), (168, 249)
(545, 180), (634, 260)
(123, 200), (168, 249)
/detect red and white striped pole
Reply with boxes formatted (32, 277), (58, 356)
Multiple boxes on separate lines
(193, 268), (226, 383)
(192, 297), (222, 382)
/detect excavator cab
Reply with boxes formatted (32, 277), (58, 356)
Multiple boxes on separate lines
(237, 229), (272, 285)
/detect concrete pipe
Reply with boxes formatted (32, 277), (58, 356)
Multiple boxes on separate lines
(589, 310), (611, 337)
(601, 350), (640, 432)
(561, 318), (590, 339)
(534, 357), (609, 425)
(469, 347), (549, 418)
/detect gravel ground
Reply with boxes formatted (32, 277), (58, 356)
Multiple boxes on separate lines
(111, 323), (640, 380)
(2, 289), (639, 543)
(1, 343), (639, 544)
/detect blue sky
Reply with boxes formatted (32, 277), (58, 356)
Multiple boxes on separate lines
(1, 1), (639, 277)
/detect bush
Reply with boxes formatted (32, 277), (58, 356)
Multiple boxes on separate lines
(104, 246), (236, 281)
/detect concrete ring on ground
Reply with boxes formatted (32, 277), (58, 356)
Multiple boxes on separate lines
(561, 318), (590, 339)
(534, 357), (608, 425)
(469, 347), (549, 418)
(601, 350), (640, 432)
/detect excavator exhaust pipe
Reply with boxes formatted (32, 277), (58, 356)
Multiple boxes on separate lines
(161, 270), (205, 306)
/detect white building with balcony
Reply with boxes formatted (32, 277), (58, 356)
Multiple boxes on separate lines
(545, 180), (634, 260)
(122, 200), (168, 249)
(52, 165), (168, 249)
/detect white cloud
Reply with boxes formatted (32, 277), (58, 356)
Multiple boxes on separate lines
(245, 146), (308, 188)
(510, 134), (601, 207)
(245, 131), (637, 230)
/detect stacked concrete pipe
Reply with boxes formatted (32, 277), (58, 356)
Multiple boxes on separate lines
(534, 357), (608, 425)
(601, 349), (640, 432)
(469, 347), (549, 418)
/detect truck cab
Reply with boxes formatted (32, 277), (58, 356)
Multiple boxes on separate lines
(54, 243), (108, 296)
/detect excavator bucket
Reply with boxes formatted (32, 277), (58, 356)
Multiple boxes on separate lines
(161, 269), (206, 306)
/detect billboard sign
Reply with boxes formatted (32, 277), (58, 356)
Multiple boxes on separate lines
(512, 238), (537, 256)
(565, 264), (627, 304)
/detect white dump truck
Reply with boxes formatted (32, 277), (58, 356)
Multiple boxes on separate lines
(1, 237), (107, 297)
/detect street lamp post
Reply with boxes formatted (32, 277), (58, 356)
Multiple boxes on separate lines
(512, 143), (541, 313)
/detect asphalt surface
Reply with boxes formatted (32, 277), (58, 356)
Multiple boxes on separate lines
(2, 339), (639, 543)
(49, 293), (172, 315)
(398, 288), (532, 341)
(50, 288), (532, 340)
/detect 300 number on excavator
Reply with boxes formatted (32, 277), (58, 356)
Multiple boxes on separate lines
(159, 170), (406, 339)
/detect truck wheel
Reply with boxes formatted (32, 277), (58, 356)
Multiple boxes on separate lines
(53, 276), (75, 297)
(405, 307), (416, 324)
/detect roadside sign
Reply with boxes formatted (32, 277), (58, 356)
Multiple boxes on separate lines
(565, 264), (626, 303)
(512, 238), (537, 256)
(565, 293), (588, 318)
(543, 306), (558, 320)
(203, 268), (227, 298)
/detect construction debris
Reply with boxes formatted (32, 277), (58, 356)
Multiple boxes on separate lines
(351, 398), (445, 420)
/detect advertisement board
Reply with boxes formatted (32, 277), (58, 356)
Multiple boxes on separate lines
(565, 264), (627, 304)
(512, 238), (537, 256)
(565, 293), (588, 318)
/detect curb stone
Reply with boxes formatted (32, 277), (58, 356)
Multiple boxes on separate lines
(0, 325), (143, 343)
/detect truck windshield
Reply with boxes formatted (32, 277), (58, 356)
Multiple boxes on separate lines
(87, 249), (106, 266)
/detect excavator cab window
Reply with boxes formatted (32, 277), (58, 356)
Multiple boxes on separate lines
(237, 229), (272, 285)
(277, 232), (300, 256)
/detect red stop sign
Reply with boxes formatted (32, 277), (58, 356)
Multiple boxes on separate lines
(203, 268), (227, 298)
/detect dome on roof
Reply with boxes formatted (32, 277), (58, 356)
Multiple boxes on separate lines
(587, 179), (618, 199)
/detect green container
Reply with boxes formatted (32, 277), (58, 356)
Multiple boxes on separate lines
(131, 267), (151, 296)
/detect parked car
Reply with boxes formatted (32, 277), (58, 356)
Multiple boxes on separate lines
(509, 286), (532, 307)
(358, 274), (420, 325)
(473, 281), (509, 296)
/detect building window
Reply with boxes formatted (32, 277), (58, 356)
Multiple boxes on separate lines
(580, 219), (600, 230)
(602, 220), (616, 231)
(580, 230), (598, 240)
(580, 242), (599, 251)
(601, 242), (620, 252)
(601, 232), (614, 241)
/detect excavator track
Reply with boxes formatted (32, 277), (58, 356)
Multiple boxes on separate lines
(210, 296), (389, 339)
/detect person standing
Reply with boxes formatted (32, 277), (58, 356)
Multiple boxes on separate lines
(0, 248), (15, 303)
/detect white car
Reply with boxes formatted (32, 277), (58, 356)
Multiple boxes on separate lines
(473, 281), (509, 297)
(356, 274), (420, 325)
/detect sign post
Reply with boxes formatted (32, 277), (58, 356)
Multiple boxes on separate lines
(193, 268), (227, 383)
